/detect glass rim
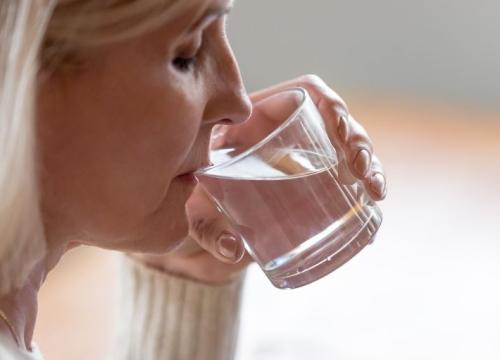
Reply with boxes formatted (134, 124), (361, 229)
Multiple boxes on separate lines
(195, 87), (309, 176)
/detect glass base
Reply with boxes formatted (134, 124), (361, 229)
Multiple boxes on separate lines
(264, 204), (382, 289)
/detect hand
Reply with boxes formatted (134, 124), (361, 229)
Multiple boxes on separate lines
(131, 184), (252, 284)
(133, 75), (386, 284)
(224, 74), (387, 201)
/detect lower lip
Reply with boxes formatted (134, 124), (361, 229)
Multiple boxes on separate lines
(176, 173), (198, 185)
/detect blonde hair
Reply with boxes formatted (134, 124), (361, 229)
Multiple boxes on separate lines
(0, 0), (199, 295)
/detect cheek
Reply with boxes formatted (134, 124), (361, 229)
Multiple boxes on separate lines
(37, 71), (202, 250)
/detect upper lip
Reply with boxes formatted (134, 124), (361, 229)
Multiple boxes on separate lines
(177, 161), (212, 176)
(178, 133), (213, 176)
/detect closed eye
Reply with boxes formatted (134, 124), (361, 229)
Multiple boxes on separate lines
(172, 56), (197, 72)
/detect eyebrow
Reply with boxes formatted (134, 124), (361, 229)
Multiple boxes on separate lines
(188, 5), (233, 33)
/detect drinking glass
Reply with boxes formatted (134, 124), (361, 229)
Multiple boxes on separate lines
(195, 87), (382, 289)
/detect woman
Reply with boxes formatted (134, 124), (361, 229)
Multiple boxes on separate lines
(0, 0), (387, 359)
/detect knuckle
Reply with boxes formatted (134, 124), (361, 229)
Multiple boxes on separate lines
(322, 97), (346, 112)
(318, 97), (349, 123)
(371, 161), (385, 174)
(370, 153), (380, 164)
(298, 74), (348, 114)
(299, 74), (326, 88)
(297, 74), (350, 121)
(349, 133), (372, 150)
(190, 217), (220, 244)
(368, 158), (384, 175)
(328, 92), (349, 113)
(348, 120), (373, 150)
(349, 116), (368, 134)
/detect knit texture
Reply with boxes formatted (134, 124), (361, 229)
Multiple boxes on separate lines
(0, 330), (43, 360)
(115, 257), (245, 360)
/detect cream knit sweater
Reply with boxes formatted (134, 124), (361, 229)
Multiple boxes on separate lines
(0, 257), (245, 360)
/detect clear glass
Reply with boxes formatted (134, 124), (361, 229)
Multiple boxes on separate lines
(195, 88), (382, 289)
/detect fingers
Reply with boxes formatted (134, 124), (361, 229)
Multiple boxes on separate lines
(248, 75), (374, 171)
(334, 116), (387, 200)
(186, 185), (246, 264)
(249, 74), (387, 201)
(363, 154), (387, 201)
(219, 92), (304, 151)
(295, 76), (386, 200)
(182, 251), (253, 284)
(337, 115), (374, 176)
(330, 113), (387, 200)
(132, 245), (253, 285)
(250, 74), (348, 116)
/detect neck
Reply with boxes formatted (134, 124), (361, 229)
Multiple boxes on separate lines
(0, 242), (66, 351)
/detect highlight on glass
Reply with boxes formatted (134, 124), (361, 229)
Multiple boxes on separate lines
(196, 88), (382, 289)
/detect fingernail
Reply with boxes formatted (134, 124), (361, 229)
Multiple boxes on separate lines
(353, 149), (371, 177)
(370, 173), (386, 197)
(217, 233), (241, 261)
(337, 115), (349, 143)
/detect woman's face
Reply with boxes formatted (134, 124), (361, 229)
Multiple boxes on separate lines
(36, 0), (251, 253)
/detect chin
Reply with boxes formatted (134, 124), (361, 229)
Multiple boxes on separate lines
(137, 212), (190, 254)
(91, 180), (194, 254)
(110, 220), (188, 255)
(131, 190), (192, 254)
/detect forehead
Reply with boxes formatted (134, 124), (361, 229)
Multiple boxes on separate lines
(135, 0), (234, 46)
(174, 0), (234, 30)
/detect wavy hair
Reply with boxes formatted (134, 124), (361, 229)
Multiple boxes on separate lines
(0, 0), (199, 295)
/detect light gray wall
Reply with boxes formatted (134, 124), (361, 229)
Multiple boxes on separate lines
(228, 0), (500, 110)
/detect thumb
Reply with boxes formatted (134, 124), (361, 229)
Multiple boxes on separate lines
(186, 184), (245, 264)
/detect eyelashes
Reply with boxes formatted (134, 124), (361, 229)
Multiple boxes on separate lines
(172, 33), (203, 73)
(172, 19), (222, 73)
(172, 56), (197, 72)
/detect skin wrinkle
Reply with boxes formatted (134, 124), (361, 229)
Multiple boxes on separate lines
(0, 0), (387, 352)
(37, 0), (250, 256)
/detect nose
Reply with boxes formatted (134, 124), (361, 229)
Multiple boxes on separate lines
(202, 44), (252, 127)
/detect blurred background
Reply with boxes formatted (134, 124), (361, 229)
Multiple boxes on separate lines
(229, 0), (500, 109)
(34, 1), (500, 359)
